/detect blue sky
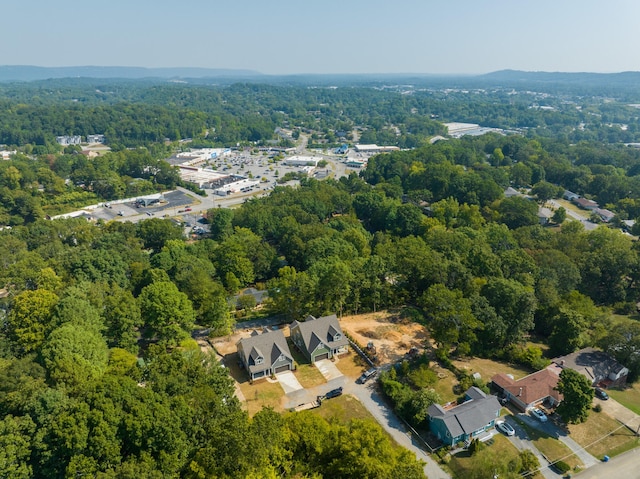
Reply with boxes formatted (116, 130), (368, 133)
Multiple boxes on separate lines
(3, 0), (639, 74)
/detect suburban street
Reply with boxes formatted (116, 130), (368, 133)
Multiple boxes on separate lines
(504, 416), (562, 479)
(548, 199), (598, 231)
(572, 447), (639, 479)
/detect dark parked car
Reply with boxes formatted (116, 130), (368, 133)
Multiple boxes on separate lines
(324, 387), (343, 399)
(357, 367), (378, 384)
(594, 387), (609, 400)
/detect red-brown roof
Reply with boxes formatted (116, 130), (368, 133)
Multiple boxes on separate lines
(492, 368), (562, 406)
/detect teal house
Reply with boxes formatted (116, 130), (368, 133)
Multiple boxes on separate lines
(428, 387), (501, 447)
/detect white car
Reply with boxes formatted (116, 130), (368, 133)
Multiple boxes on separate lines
(530, 407), (548, 422)
(496, 420), (515, 436)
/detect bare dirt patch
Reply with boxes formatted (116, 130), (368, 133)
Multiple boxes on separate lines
(339, 311), (429, 365)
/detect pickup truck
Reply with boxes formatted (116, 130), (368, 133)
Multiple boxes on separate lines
(357, 368), (378, 384)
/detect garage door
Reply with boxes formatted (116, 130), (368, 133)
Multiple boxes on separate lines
(315, 353), (329, 362)
(274, 364), (290, 374)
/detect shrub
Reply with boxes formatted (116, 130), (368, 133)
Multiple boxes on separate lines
(554, 460), (571, 474)
(593, 403), (602, 413)
(468, 438), (485, 456)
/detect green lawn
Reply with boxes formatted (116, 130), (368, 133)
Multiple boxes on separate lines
(608, 384), (640, 416)
(513, 417), (583, 471)
(447, 435), (542, 479)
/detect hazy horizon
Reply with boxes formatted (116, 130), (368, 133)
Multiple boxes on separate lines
(4, 0), (639, 75)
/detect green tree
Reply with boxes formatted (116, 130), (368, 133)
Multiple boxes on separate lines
(480, 278), (537, 348)
(409, 388), (441, 425)
(0, 415), (35, 479)
(103, 285), (142, 352)
(139, 281), (196, 344)
(548, 309), (587, 356)
(40, 323), (109, 388)
(498, 196), (539, 229)
(6, 289), (59, 354)
(600, 322), (640, 382)
(136, 219), (184, 253)
(531, 181), (562, 204)
(552, 206), (567, 224)
(555, 368), (594, 424)
(206, 208), (234, 241)
(419, 284), (478, 355)
(267, 266), (317, 321)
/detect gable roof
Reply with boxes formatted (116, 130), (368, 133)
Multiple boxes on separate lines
(290, 314), (349, 352)
(237, 329), (292, 374)
(573, 197), (599, 209)
(553, 347), (627, 384)
(428, 387), (501, 439)
(492, 368), (562, 406)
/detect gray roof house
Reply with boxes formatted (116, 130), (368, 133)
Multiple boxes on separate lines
(428, 387), (502, 447)
(563, 190), (580, 201)
(237, 329), (294, 381)
(552, 347), (629, 388)
(289, 314), (349, 363)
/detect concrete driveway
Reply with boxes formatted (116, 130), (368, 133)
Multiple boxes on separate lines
(504, 416), (562, 479)
(595, 396), (640, 432)
(517, 412), (599, 468)
(315, 359), (343, 381)
(276, 371), (304, 394)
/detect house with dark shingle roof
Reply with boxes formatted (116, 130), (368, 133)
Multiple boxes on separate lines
(553, 347), (629, 388)
(492, 368), (562, 412)
(289, 314), (349, 363)
(237, 329), (294, 381)
(428, 387), (502, 447)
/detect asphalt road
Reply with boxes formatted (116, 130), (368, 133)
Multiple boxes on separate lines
(572, 447), (639, 479)
(548, 199), (598, 231)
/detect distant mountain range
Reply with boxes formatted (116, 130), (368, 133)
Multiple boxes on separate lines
(2, 66), (640, 91)
(479, 69), (640, 85)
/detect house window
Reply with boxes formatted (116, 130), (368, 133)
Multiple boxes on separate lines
(278, 354), (286, 361)
(334, 333), (342, 340)
(255, 357), (263, 365)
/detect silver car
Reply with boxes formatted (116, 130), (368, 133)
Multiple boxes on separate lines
(496, 420), (515, 436)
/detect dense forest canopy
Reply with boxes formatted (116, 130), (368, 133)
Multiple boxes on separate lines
(1, 76), (640, 477)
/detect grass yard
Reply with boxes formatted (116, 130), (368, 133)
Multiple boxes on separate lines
(239, 378), (284, 416)
(310, 394), (374, 423)
(431, 372), (459, 404)
(568, 410), (639, 458)
(286, 339), (327, 388)
(513, 417), (583, 471)
(608, 384), (640, 416)
(448, 435), (542, 479)
(225, 352), (285, 416)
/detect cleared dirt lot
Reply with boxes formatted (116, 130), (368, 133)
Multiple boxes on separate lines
(339, 311), (429, 364)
